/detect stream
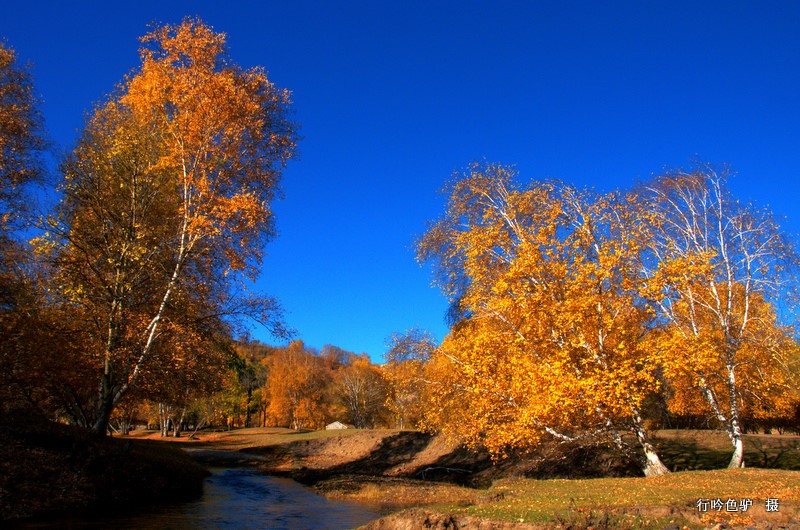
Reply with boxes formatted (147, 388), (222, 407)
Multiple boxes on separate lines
(22, 467), (381, 529)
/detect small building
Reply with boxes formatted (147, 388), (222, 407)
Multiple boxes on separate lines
(325, 421), (355, 430)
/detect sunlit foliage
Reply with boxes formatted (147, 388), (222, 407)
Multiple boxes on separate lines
(33, 18), (297, 434)
(417, 163), (670, 475)
(641, 165), (800, 467)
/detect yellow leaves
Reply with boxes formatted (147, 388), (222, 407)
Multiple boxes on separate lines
(0, 40), (47, 231)
(418, 165), (674, 458)
(24, 18), (298, 432)
(28, 232), (55, 255)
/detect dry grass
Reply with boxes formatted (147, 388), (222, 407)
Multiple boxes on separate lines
(129, 425), (381, 450)
(315, 475), (476, 513)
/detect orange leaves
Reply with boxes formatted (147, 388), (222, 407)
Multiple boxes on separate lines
(30, 18), (296, 433)
(417, 164), (664, 459)
(0, 41), (46, 231)
(139, 17), (226, 72)
(264, 341), (329, 430)
(644, 167), (799, 431)
(113, 17), (296, 279)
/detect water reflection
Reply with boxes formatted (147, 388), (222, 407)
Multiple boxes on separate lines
(26, 468), (380, 529)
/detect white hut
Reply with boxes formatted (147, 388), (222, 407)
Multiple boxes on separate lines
(325, 421), (354, 430)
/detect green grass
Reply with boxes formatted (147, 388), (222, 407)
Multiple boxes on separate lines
(654, 430), (800, 471)
(441, 468), (800, 528)
(423, 431), (800, 528)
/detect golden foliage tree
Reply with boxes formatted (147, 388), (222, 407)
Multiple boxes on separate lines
(0, 40), (46, 232)
(0, 40), (60, 419)
(37, 19), (297, 434)
(640, 165), (799, 467)
(264, 341), (329, 430)
(334, 355), (387, 429)
(417, 163), (670, 475)
(383, 328), (437, 429)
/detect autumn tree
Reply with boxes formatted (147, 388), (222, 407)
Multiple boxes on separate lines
(640, 165), (799, 468)
(0, 39), (60, 418)
(0, 40), (46, 232)
(383, 328), (436, 429)
(36, 19), (297, 434)
(333, 355), (387, 428)
(229, 346), (268, 428)
(321, 344), (357, 371)
(263, 341), (329, 430)
(0, 275), (97, 421)
(417, 163), (671, 475)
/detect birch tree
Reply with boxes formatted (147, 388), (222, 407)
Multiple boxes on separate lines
(383, 328), (437, 429)
(641, 165), (799, 468)
(335, 356), (387, 428)
(417, 163), (671, 476)
(38, 19), (297, 434)
(0, 40), (46, 232)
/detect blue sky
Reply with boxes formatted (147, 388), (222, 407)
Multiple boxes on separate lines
(3, 1), (799, 361)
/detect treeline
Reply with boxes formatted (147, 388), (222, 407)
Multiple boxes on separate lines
(121, 340), (420, 435)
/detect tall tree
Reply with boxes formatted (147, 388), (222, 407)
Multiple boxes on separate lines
(640, 165), (799, 468)
(334, 355), (387, 429)
(417, 163), (670, 475)
(264, 341), (328, 430)
(38, 19), (297, 434)
(383, 328), (436, 429)
(0, 40), (46, 232)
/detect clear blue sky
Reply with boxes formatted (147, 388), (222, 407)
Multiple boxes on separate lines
(3, 1), (799, 361)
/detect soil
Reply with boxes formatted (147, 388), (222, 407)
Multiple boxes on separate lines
(141, 427), (638, 486)
(0, 411), (207, 523)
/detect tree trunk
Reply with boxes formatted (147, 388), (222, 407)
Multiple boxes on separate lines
(91, 366), (115, 435)
(244, 389), (252, 428)
(119, 411), (132, 435)
(631, 408), (670, 476)
(159, 403), (173, 437)
(726, 364), (746, 468)
(173, 407), (186, 437)
(728, 432), (745, 468)
(642, 443), (671, 477)
(699, 376), (745, 468)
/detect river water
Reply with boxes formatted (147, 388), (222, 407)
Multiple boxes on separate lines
(23, 468), (381, 529)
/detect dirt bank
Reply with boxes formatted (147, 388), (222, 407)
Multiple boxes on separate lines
(0, 411), (207, 523)
(358, 508), (548, 530)
(176, 428), (636, 485)
(146, 427), (640, 517)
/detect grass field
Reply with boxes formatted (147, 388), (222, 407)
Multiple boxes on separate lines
(654, 429), (800, 471)
(440, 468), (799, 528)
(432, 430), (800, 529)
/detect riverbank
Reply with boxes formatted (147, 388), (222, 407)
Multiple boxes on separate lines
(0, 412), (208, 523)
(136, 427), (800, 529)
